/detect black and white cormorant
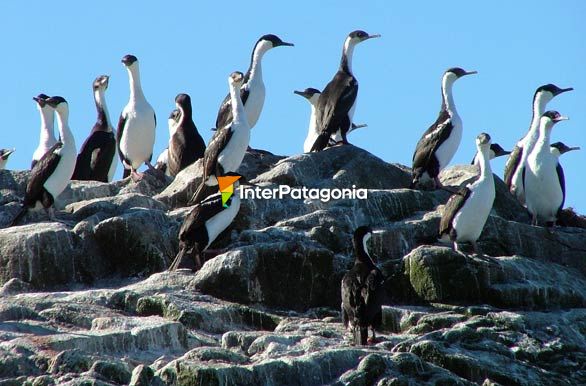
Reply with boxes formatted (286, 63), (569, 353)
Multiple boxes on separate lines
(294, 87), (366, 153)
(167, 93), (206, 177)
(11, 97), (77, 225)
(310, 30), (380, 152)
(471, 142), (510, 166)
(439, 133), (495, 256)
(189, 71), (249, 205)
(523, 111), (570, 230)
(31, 94), (57, 169)
(341, 225), (385, 346)
(72, 75), (117, 182)
(117, 54), (157, 181)
(504, 84), (572, 205)
(169, 172), (242, 271)
(0, 148), (15, 170)
(411, 68), (477, 190)
(214, 34), (293, 131)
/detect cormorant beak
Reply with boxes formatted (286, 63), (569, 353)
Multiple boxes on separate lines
(33, 96), (45, 106)
(554, 115), (569, 122)
(556, 87), (574, 95)
(366, 34), (381, 40)
(293, 90), (308, 98)
(499, 150), (512, 156)
(3, 148), (15, 157)
(279, 41), (294, 47)
(464, 70), (478, 76)
(372, 230), (385, 235)
(352, 123), (368, 129)
(567, 146), (581, 152)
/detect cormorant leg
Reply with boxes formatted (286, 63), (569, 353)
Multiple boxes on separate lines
(453, 241), (464, 255)
(531, 214), (538, 226)
(131, 168), (144, 182)
(367, 328), (376, 345)
(546, 221), (556, 234)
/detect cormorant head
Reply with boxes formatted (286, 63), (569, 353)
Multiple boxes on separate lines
(229, 71), (244, 87)
(540, 111), (569, 131)
(347, 30), (381, 45)
(33, 93), (50, 108)
(294, 87), (321, 104)
(534, 84), (573, 105)
(45, 96), (68, 113)
(121, 54), (138, 67)
(353, 225), (374, 261)
(550, 142), (580, 156)
(93, 75), (110, 91)
(0, 148), (15, 160)
(476, 132), (492, 150)
(444, 67), (477, 84)
(259, 34), (294, 49)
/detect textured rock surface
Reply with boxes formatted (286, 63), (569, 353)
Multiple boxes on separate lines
(0, 145), (585, 385)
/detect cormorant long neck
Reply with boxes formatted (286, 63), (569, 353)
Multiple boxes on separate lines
(340, 38), (355, 74)
(94, 88), (112, 132)
(248, 40), (271, 81)
(534, 119), (553, 156)
(126, 64), (145, 101)
(38, 106), (56, 145)
(441, 75), (457, 115)
(177, 102), (192, 128)
(522, 91), (551, 145)
(477, 146), (492, 180)
(55, 108), (75, 147)
(229, 81), (246, 124)
(353, 235), (376, 267)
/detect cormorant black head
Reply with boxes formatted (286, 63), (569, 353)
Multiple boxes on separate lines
(0, 148), (15, 160)
(33, 93), (49, 107)
(230, 71), (245, 84)
(535, 84), (573, 98)
(121, 54), (138, 66)
(550, 142), (580, 155)
(168, 109), (181, 121)
(542, 110), (568, 123)
(175, 93), (192, 108)
(293, 87), (321, 100)
(258, 34), (294, 48)
(477, 132), (491, 145)
(446, 67), (477, 78)
(45, 96), (68, 108)
(348, 30), (381, 42)
(490, 143), (511, 158)
(93, 75), (109, 90)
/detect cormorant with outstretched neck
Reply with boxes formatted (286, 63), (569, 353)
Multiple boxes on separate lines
(412, 67), (477, 190)
(11, 97), (77, 225)
(72, 75), (117, 182)
(31, 94), (57, 169)
(117, 54), (157, 181)
(189, 72), (250, 206)
(215, 34), (293, 131)
(504, 84), (572, 204)
(311, 30), (380, 152)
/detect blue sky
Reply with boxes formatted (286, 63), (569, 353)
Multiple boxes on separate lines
(0, 1), (584, 213)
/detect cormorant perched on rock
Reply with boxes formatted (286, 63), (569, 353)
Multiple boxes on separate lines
(72, 75), (117, 182)
(440, 133), (495, 256)
(169, 172), (242, 271)
(411, 67), (476, 190)
(311, 30), (380, 152)
(524, 111), (570, 231)
(167, 94), (205, 177)
(341, 225), (385, 345)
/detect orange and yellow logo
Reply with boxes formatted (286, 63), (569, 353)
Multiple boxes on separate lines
(217, 175), (241, 208)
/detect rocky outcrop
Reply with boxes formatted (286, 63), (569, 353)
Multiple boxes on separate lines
(1, 145), (585, 385)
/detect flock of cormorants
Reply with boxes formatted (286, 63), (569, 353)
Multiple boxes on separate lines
(0, 30), (580, 346)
